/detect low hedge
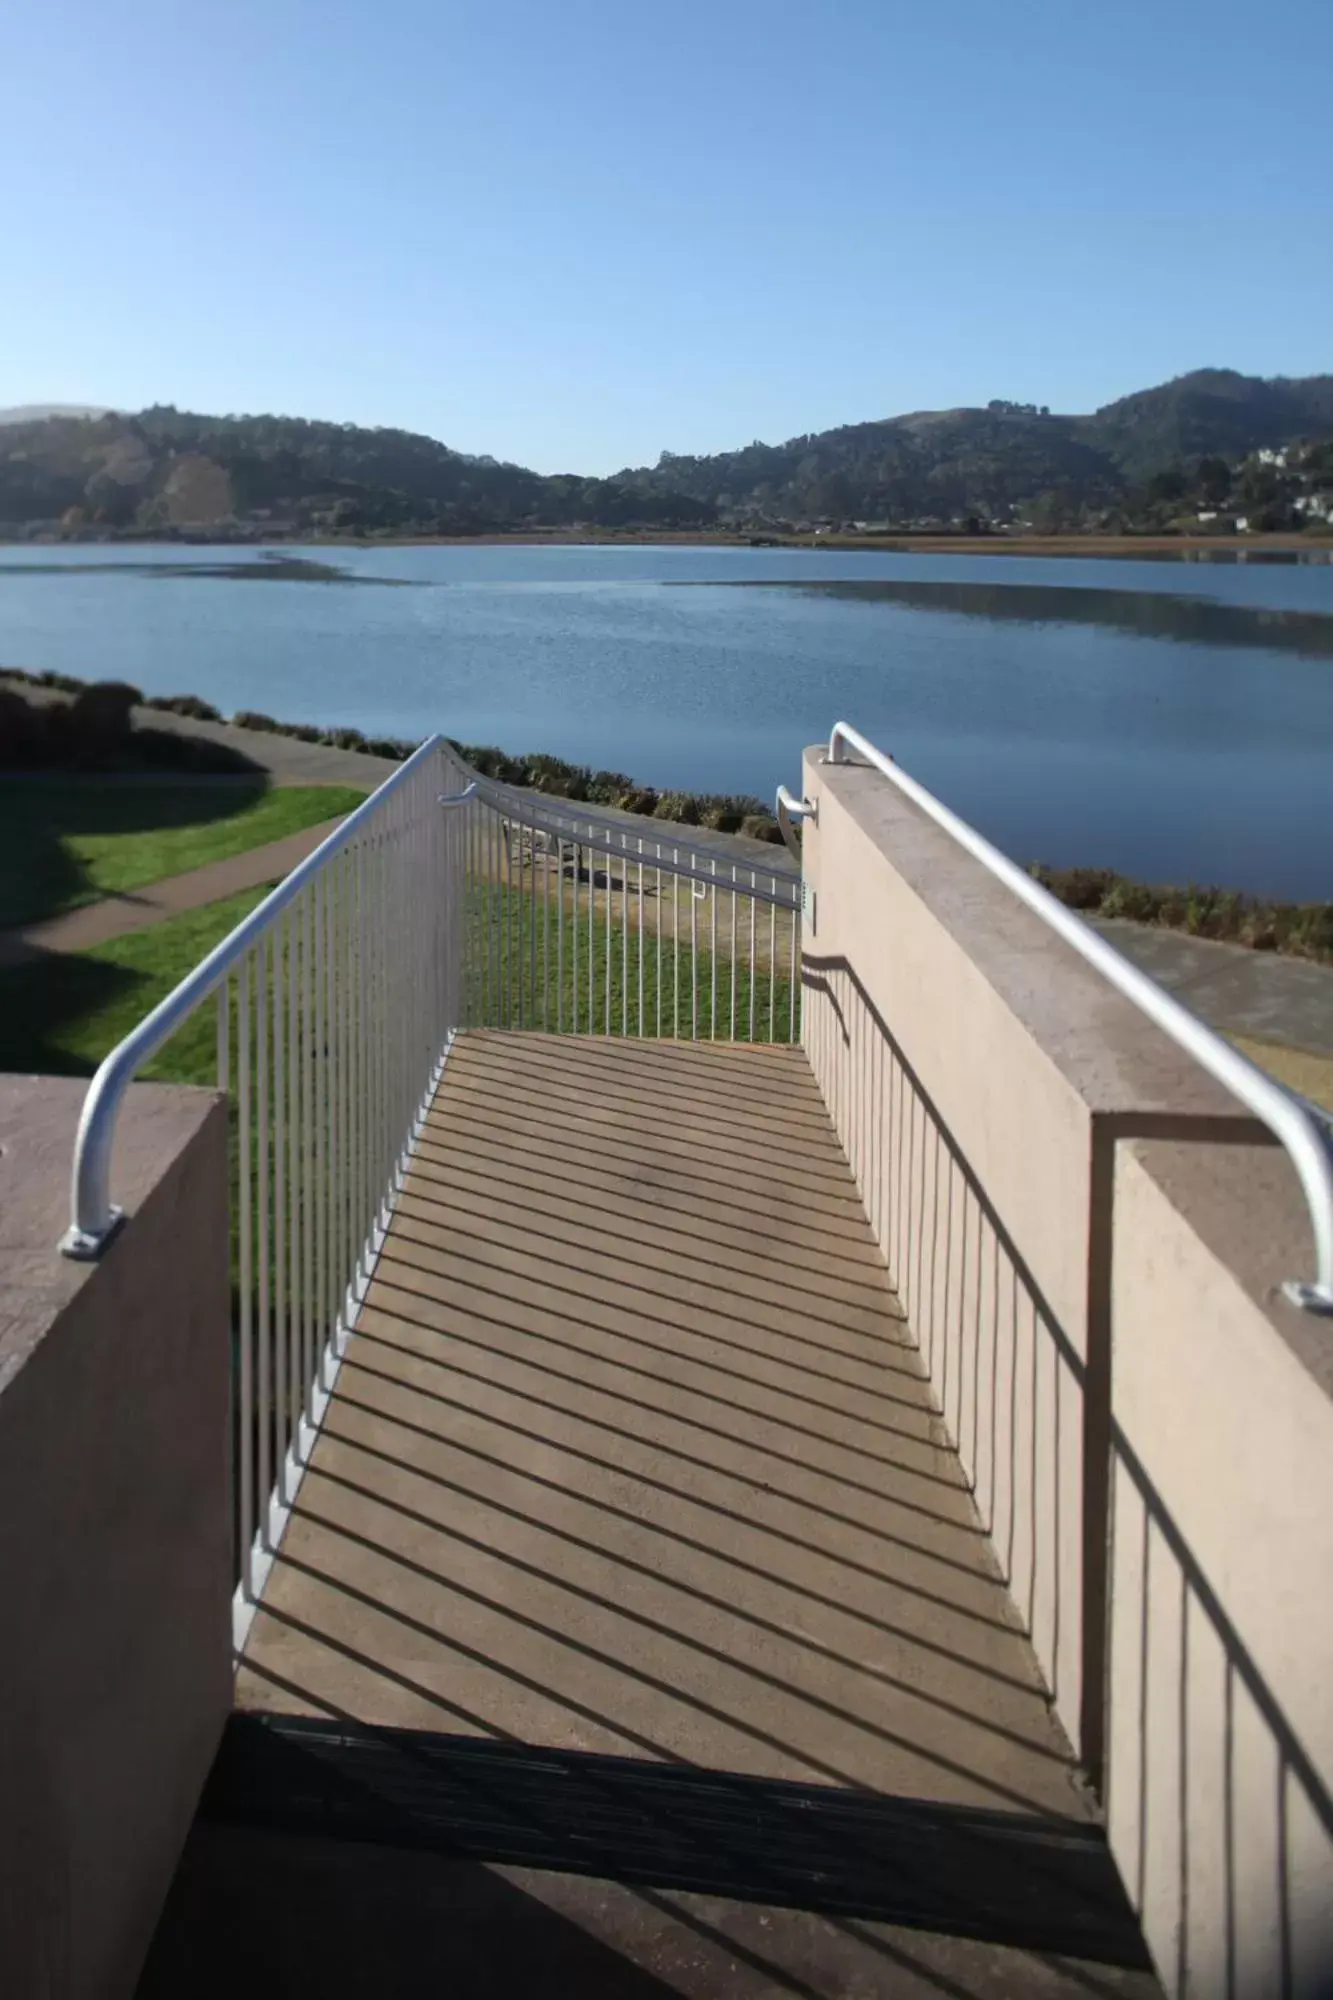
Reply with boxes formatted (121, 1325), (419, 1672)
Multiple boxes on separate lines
(1030, 863), (1332, 965)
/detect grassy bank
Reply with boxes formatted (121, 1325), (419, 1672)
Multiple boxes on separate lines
(0, 780), (365, 929)
(6, 669), (1329, 963)
(0, 884), (268, 1079)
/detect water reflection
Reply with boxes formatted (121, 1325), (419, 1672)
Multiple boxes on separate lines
(703, 577), (1333, 661)
(0, 554), (416, 586)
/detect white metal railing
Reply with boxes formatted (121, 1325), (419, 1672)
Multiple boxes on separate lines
(801, 720), (1333, 1316)
(460, 775), (801, 1044)
(57, 738), (801, 1643)
(59, 735), (474, 1638)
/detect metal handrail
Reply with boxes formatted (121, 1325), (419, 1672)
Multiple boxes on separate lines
(60, 734), (457, 1259)
(475, 773), (800, 909)
(815, 720), (1333, 1316)
(775, 782), (815, 860)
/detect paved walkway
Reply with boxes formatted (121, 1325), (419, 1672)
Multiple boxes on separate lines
(1089, 918), (1333, 1058)
(0, 817), (347, 967)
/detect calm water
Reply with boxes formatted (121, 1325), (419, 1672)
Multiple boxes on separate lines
(2, 542), (1332, 898)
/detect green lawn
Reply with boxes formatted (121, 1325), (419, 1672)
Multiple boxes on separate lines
(0, 780), (366, 929)
(463, 877), (798, 1043)
(0, 883), (272, 1081)
(0, 865), (796, 1088)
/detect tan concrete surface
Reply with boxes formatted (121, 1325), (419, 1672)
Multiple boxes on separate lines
(0, 814), (347, 966)
(238, 1031), (1095, 1822)
(0, 1075), (233, 1999)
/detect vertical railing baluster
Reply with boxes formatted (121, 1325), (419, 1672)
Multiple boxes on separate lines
(748, 874), (757, 1041)
(273, 912), (287, 1503)
(217, 978), (230, 1095)
(730, 869), (738, 1042)
(303, 888), (314, 1416)
(673, 853), (680, 1039)
(286, 904), (300, 1481)
(572, 839), (580, 1035)
(256, 933), (271, 1547)
(530, 815), (538, 1033)
(637, 839), (645, 1040)
(558, 836), (566, 1035)
(237, 955), (253, 1599)
(542, 823), (551, 1033)
(690, 873), (698, 1042)
(709, 860), (717, 1041)
(769, 898), (777, 1044)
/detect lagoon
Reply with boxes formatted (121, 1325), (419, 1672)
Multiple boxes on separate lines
(2, 542), (1331, 898)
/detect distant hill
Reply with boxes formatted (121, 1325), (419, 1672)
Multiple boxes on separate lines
(0, 403), (110, 426)
(618, 371), (1333, 527)
(0, 406), (714, 536)
(0, 371), (1329, 537)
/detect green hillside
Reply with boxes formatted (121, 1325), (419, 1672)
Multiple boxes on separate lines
(621, 371), (1333, 526)
(1, 370), (1329, 538)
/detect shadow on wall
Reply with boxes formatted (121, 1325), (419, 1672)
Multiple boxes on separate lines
(803, 952), (1085, 1729)
(801, 951), (1333, 1999)
(1106, 1424), (1333, 1998)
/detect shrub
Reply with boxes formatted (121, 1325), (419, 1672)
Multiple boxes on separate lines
(0, 686), (44, 761)
(233, 710), (280, 732)
(1100, 877), (1160, 922)
(741, 813), (783, 844)
(67, 681), (142, 756)
(145, 693), (222, 721)
(0, 681), (258, 773)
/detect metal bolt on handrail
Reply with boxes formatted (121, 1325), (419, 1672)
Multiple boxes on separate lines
(812, 720), (1333, 1316)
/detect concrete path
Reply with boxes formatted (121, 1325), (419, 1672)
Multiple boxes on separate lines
(0, 816), (347, 967)
(1089, 918), (1333, 1058)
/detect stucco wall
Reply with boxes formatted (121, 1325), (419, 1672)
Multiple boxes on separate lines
(797, 745), (1332, 1996)
(0, 1076), (233, 1999)
(1107, 1138), (1333, 1997)
(799, 747), (1245, 1765)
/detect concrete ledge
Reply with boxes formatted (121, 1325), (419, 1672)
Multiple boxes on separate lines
(0, 1075), (233, 1999)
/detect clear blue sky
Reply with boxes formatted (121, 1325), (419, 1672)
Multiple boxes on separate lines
(3, 0), (1329, 474)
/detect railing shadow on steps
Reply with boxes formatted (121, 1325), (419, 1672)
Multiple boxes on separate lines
(53, 737), (802, 1648)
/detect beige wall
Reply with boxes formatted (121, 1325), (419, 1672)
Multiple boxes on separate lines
(799, 748), (1246, 1764)
(1107, 1138), (1333, 1997)
(798, 747), (1333, 1996)
(0, 1077), (234, 2000)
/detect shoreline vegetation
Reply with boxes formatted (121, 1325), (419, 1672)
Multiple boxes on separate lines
(3, 667), (1330, 965)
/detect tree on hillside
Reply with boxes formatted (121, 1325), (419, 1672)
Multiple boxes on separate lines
(1197, 455), (1232, 503)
